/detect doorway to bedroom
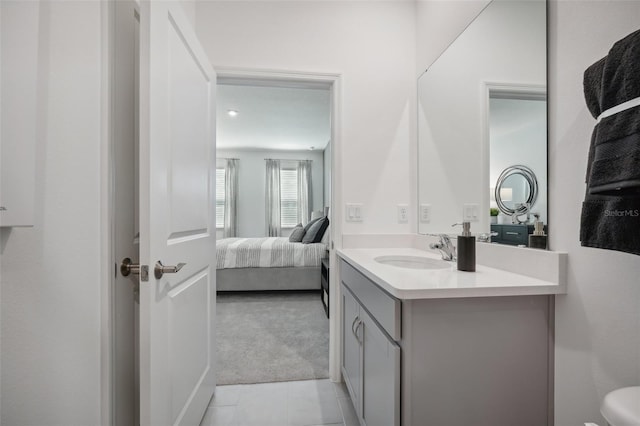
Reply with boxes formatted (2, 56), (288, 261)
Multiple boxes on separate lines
(215, 75), (333, 386)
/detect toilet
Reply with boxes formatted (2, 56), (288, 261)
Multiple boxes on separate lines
(601, 386), (640, 426)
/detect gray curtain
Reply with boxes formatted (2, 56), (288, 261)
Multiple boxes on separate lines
(265, 159), (281, 237)
(223, 159), (238, 238)
(297, 160), (312, 225)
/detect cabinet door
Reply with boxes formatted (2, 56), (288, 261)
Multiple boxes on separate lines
(361, 309), (400, 426)
(341, 284), (362, 415)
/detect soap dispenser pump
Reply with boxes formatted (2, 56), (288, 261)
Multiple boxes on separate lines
(452, 222), (476, 272)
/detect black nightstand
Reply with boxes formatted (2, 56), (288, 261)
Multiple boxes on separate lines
(320, 258), (329, 318)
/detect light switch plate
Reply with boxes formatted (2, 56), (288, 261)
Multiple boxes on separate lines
(345, 203), (363, 222)
(397, 204), (409, 223)
(419, 204), (431, 223)
(463, 203), (480, 222)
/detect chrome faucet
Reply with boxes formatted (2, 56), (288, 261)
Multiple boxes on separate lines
(429, 234), (456, 261)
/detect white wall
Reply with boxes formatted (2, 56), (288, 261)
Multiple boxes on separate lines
(216, 149), (325, 238)
(0, 1), (103, 424)
(195, 1), (417, 235)
(549, 2), (640, 425)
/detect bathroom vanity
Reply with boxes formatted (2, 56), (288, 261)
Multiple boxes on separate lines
(338, 248), (565, 426)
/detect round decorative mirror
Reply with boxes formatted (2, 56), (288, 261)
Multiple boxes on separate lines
(494, 165), (538, 217)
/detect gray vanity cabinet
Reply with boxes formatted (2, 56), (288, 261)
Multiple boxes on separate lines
(340, 257), (553, 426)
(341, 280), (400, 426)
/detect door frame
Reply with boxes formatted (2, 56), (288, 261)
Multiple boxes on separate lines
(216, 67), (343, 382)
(100, 0), (116, 424)
(100, 59), (346, 422)
(481, 81), (547, 233)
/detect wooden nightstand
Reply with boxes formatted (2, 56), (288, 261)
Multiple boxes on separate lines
(320, 258), (329, 318)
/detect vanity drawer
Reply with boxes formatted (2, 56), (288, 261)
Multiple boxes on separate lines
(491, 224), (529, 246)
(340, 259), (401, 340)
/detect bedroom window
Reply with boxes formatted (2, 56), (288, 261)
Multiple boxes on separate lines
(216, 167), (225, 228)
(280, 169), (298, 228)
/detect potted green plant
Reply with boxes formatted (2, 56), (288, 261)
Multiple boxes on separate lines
(490, 208), (499, 224)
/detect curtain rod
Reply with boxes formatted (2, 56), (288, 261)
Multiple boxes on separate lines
(218, 157), (239, 160)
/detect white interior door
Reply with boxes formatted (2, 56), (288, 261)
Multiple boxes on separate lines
(138, 1), (217, 425)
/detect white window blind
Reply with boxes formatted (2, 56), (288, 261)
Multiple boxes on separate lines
(280, 169), (298, 228)
(216, 168), (225, 228)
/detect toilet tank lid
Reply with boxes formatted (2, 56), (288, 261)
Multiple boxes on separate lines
(601, 386), (640, 426)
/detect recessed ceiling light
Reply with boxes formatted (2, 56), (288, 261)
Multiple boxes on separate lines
(309, 146), (315, 151)
(227, 110), (238, 117)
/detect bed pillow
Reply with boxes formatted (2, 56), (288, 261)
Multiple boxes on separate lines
(303, 216), (322, 233)
(302, 217), (329, 244)
(321, 224), (330, 245)
(288, 223), (305, 242)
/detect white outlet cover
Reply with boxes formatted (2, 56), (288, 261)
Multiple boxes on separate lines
(345, 203), (363, 222)
(420, 204), (431, 223)
(463, 203), (479, 222)
(397, 204), (409, 223)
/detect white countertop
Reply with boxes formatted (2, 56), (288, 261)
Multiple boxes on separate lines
(337, 247), (566, 300)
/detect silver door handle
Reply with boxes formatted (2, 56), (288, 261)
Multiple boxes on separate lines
(154, 260), (186, 279)
(121, 258), (140, 277)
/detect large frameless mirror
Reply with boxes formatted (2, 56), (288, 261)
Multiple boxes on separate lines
(417, 0), (548, 247)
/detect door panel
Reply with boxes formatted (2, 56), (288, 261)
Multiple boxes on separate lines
(169, 270), (211, 417)
(167, 18), (210, 237)
(341, 285), (361, 415)
(138, 1), (216, 425)
(361, 309), (400, 426)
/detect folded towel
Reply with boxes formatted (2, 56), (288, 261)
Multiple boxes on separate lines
(580, 197), (640, 255)
(581, 29), (640, 256)
(583, 29), (640, 196)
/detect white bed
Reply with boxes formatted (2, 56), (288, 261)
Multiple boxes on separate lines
(216, 237), (328, 291)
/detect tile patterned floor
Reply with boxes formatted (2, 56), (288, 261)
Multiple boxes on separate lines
(200, 379), (359, 426)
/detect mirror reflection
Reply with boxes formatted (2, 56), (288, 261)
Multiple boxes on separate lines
(418, 0), (547, 247)
(494, 165), (539, 223)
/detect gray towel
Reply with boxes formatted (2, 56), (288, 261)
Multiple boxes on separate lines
(581, 29), (640, 256)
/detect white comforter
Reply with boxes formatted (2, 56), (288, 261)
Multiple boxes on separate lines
(216, 237), (327, 269)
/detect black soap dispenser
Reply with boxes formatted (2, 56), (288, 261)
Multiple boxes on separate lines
(453, 222), (476, 272)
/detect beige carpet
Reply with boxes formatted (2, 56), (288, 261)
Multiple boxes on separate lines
(216, 291), (330, 385)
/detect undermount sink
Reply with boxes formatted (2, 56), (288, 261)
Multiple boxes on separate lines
(374, 255), (450, 270)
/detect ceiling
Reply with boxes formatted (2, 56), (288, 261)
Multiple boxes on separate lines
(216, 83), (331, 151)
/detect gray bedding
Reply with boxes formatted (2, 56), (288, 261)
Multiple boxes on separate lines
(216, 237), (327, 269)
